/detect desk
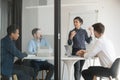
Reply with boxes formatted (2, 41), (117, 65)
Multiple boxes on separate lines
(24, 55), (85, 80)
(24, 55), (54, 60)
(61, 56), (85, 80)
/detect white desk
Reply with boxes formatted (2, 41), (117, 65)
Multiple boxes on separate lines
(24, 55), (85, 80)
(24, 55), (54, 60)
(61, 56), (85, 80)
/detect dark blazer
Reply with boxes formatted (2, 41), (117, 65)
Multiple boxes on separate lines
(1, 35), (27, 76)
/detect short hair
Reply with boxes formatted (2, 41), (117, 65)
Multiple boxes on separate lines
(32, 28), (40, 35)
(92, 23), (105, 34)
(74, 16), (83, 24)
(7, 24), (19, 35)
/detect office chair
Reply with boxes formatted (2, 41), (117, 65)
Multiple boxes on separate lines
(94, 58), (120, 80)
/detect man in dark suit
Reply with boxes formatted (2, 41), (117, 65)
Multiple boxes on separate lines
(1, 24), (33, 80)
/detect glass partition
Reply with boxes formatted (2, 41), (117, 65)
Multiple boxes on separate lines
(22, 0), (55, 80)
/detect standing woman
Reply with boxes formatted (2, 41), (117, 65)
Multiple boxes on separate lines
(68, 16), (92, 80)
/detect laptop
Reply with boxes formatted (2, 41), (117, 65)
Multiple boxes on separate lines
(64, 45), (72, 56)
(36, 46), (53, 57)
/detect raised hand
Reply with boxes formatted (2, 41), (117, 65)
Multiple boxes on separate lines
(70, 30), (76, 40)
(88, 26), (94, 36)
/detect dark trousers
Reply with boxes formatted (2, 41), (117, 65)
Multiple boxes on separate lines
(31, 60), (54, 80)
(74, 60), (85, 80)
(82, 66), (111, 80)
(1, 64), (34, 80)
(13, 64), (34, 80)
(72, 48), (85, 80)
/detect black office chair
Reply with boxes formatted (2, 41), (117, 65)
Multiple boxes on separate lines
(94, 58), (120, 80)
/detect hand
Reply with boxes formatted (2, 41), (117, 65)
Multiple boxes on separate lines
(70, 31), (76, 40)
(88, 26), (93, 35)
(76, 50), (86, 57)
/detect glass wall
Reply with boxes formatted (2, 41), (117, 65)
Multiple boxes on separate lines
(22, 0), (55, 79)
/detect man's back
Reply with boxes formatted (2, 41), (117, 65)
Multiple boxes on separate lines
(97, 37), (116, 67)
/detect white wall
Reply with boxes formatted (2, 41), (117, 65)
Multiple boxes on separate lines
(61, 0), (120, 57)
(98, 0), (120, 58)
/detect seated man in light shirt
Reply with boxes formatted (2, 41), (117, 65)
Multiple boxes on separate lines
(76, 23), (116, 80)
(28, 28), (54, 80)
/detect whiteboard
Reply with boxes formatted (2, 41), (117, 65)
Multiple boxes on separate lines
(68, 10), (98, 32)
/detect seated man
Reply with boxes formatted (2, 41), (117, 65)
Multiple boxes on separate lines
(76, 23), (116, 80)
(28, 28), (54, 80)
(1, 24), (34, 80)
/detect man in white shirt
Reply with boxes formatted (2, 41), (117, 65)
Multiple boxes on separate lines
(76, 23), (116, 80)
